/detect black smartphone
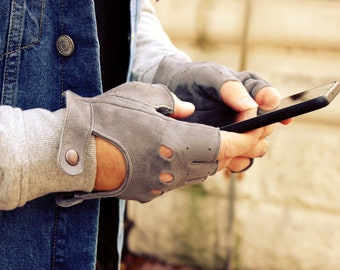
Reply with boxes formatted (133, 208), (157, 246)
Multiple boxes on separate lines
(220, 81), (340, 133)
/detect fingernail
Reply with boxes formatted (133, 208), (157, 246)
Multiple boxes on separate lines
(239, 97), (258, 109)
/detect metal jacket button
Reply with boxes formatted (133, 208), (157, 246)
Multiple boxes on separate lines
(56, 35), (75, 56)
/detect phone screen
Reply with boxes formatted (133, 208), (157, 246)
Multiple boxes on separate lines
(220, 81), (340, 133)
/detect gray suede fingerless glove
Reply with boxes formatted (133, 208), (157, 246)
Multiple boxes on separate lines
(56, 82), (220, 206)
(153, 54), (271, 127)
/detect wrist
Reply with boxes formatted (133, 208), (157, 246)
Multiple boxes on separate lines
(94, 137), (126, 191)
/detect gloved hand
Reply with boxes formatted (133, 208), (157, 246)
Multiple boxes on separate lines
(153, 54), (274, 127)
(57, 82), (220, 205)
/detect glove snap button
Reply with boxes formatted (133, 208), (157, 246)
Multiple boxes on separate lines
(65, 149), (79, 166)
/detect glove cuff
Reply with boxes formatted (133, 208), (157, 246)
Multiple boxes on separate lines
(58, 91), (93, 176)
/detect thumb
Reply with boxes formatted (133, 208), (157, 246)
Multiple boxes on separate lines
(169, 93), (195, 119)
(255, 86), (281, 110)
(220, 81), (258, 112)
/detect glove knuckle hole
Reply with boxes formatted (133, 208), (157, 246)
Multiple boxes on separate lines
(150, 189), (163, 195)
(159, 173), (174, 183)
(159, 144), (173, 159)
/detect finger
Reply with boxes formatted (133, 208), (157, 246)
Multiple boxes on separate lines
(226, 157), (254, 173)
(261, 124), (274, 139)
(169, 93), (195, 119)
(280, 117), (294, 125)
(255, 87), (295, 125)
(217, 129), (264, 160)
(254, 86), (282, 111)
(233, 107), (258, 123)
(220, 81), (258, 112)
(217, 156), (251, 172)
(242, 137), (269, 158)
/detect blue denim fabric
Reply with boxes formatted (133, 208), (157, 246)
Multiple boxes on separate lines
(0, 0), (139, 269)
(0, 0), (103, 109)
(0, 196), (100, 269)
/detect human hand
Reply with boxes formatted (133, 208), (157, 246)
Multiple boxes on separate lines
(93, 86), (269, 192)
(153, 54), (293, 127)
(153, 55), (294, 173)
(58, 82), (221, 203)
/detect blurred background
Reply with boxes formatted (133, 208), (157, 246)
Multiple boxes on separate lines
(125, 0), (340, 269)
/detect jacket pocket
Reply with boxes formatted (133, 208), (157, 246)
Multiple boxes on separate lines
(0, 0), (45, 58)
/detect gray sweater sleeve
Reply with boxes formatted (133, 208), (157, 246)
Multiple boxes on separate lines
(132, 0), (191, 83)
(0, 106), (96, 210)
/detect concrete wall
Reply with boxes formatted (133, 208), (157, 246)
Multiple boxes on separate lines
(127, 0), (340, 269)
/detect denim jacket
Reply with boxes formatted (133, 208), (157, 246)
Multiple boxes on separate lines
(0, 0), (184, 269)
